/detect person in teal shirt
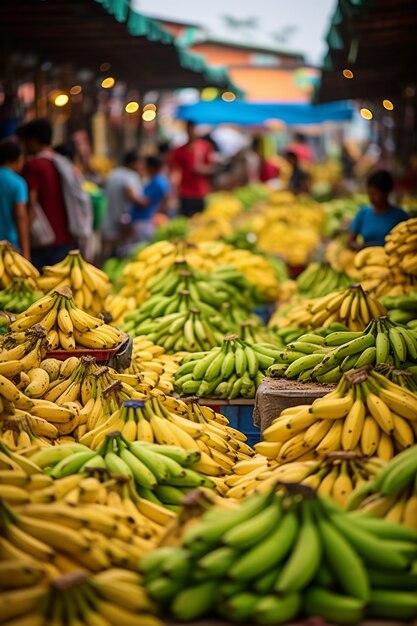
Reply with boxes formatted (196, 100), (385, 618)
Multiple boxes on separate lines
(130, 156), (170, 242)
(0, 140), (30, 259)
(349, 170), (408, 249)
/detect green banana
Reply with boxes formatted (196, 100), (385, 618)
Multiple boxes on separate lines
(229, 508), (298, 581)
(223, 499), (281, 550)
(274, 503), (321, 593)
(171, 581), (217, 621)
(304, 587), (365, 625)
(253, 592), (301, 625)
(368, 589), (417, 620)
(317, 511), (370, 600)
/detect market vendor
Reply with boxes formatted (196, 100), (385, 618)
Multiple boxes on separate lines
(348, 170), (408, 249)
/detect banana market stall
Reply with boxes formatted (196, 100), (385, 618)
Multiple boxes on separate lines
(0, 191), (417, 625)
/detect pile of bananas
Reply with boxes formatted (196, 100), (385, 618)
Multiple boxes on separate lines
(223, 453), (385, 503)
(0, 241), (39, 289)
(142, 486), (417, 624)
(27, 356), (149, 440)
(261, 368), (417, 463)
(34, 431), (216, 512)
(120, 240), (281, 305)
(347, 446), (417, 530)
(0, 569), (161, 626)
(126, 336), (180, 395)
(78, 395), (253, 476)
(124, 297), (225, 352)
(37, 250), (110, 315)
(380, 291), (417, 324)
(268, 317), (417, 383)
(271, 284), (387, 332)
(123, 262), (262, 348)
(324, 236), (359, 278)
(0, 493), (153, 574)
(355, 245), (417, 296)
(10, 287), (122, 350)
(105, 293), (136, 326)
(385, 216), (417, 276)
(0, 278), (43, 314)
(1, 442), (176, 534)
(0, 324), (49, 371)
(174, 335), (282, 398)
(296, 262), (351, 298)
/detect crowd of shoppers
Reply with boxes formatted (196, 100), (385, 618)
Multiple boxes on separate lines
(0, 117), (412, 266)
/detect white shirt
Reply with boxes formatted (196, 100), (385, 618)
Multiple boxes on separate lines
(102, 166), (142, 238)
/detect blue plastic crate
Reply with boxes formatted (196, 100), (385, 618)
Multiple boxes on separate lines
(221, 404), (260, 446)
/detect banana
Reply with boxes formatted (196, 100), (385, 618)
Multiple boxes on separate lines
(304, 586), (365, 625)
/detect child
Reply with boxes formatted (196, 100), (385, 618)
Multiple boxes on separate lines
(0, 140), (30, 259)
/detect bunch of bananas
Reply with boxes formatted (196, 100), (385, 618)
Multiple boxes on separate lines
(10, 287), (122, 350)
(262, 368), (417, 463)
(0, 494), (153, 574)
(142, 486), (417, 624)
(78, 395), (253, 476)
(347, 446), (417, 530)
(28, 356), (149, 440)
(120, 240), (281, 305)
(37, 249), (110, 315)
(174, 335), (282, 398)
(34, 431), (215, 512)
(223, 453), (385, 503)
(374, 363), (417, 393)
(268, 317), (417, 383)
(125, 336), (180, 394)
(385, 216), (417, 276)
(0, 324), (49, 372)
(148, 261), (260, 309)
(123, 262), (262, 349)
(0, 569), (161, 626)
(0, 241), (39, 289)
(238, 320), (282, 347)
(1, 443), (176, 536)
(296, 262), (351, 298)
(0, 412), (57, 450)
(0, 278), (43, 314)
(380, 291), (417, 324)
(105, 293), (136, 326)
(124, 296), (226, 352)
(271, 284), (387, 332)
(324, 235), (359, 278)
(355, 245), (417, 296)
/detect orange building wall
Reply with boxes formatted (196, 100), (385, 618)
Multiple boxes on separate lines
(228, 67), (312, 102)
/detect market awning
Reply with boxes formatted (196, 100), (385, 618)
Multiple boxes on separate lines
(176, 100), (355, 126)
(317, 0), (417, 102)
(0, 0), (240, 92)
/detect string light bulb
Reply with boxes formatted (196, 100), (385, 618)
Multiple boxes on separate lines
(383, 99), (394, 110)
(101, 77), (115, 89)
(54, 93), (69, 107)
(360, 108), (373, 120)
(125, 101), (139, 113)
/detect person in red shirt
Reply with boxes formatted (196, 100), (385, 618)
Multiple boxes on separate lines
(17, 119), (74, 269)
(169, 122), (215, 217)
(287, 132), (314, 164)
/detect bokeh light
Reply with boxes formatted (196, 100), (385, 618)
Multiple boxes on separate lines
(142, 109), (157, 122)
(360, 108), (373, 120)
(383, 99), (394, 110)
(101, 77), (115, 89)
(342, 69), (354, 79)
(54, 93), (69, 107)
(125, 101), (139, 113)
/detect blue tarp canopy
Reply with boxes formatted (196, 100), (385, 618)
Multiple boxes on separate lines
(176, 100), (354, 126)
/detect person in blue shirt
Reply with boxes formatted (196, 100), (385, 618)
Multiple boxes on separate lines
(0, 140), (30, 259)
(130, 156), (170, 243)
(348, 170), (408, 249)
